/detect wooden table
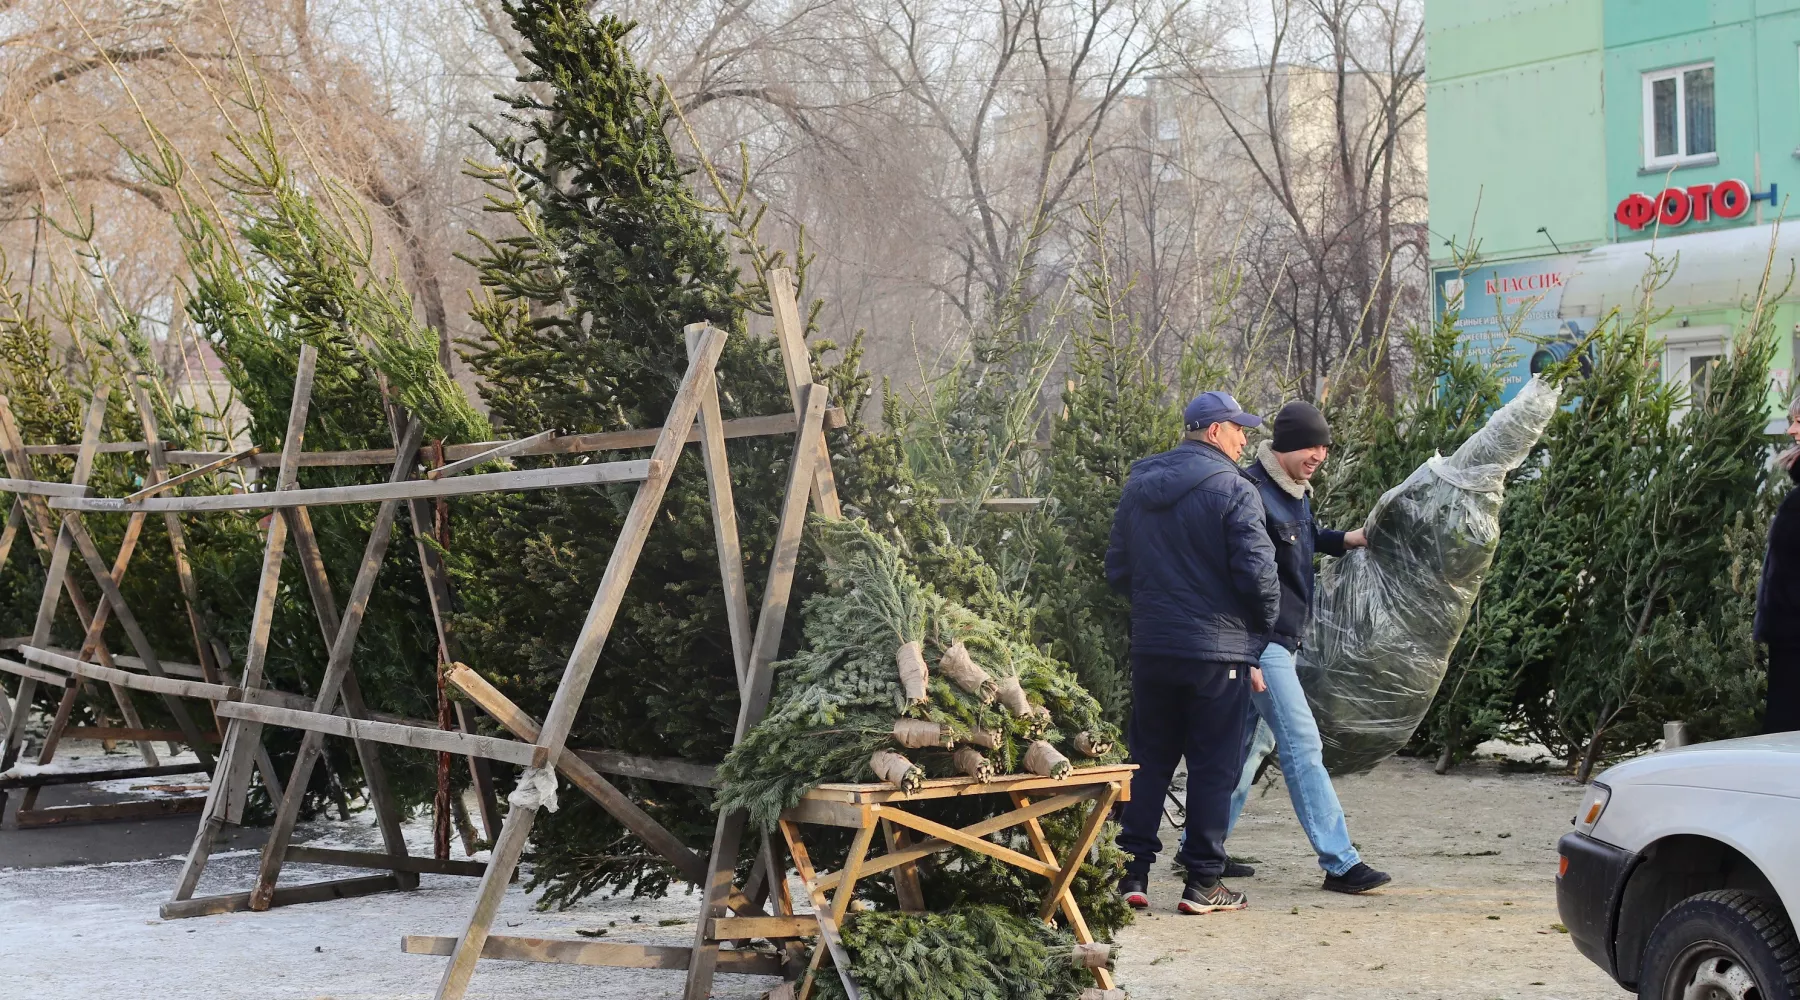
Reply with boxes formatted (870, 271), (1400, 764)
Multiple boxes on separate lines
(760, 763), (1135, 999)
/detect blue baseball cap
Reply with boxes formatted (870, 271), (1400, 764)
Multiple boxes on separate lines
(1183, 391), (1262, 432)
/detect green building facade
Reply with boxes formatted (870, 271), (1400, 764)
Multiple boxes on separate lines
(1429, 0), (1800, 423)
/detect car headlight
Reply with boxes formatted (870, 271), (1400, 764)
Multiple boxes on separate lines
(1572, 782), (1611, 835)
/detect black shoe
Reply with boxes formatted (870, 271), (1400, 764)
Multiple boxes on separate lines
(1177, 877), (1248, 914)
(1118, 875), (1150, 909)
(1322, 862), (1391, 894)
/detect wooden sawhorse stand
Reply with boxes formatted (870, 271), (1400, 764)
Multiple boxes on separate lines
(767, 764), (1135, 999)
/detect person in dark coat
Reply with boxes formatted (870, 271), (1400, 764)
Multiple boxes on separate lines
(1106, 390), (1279, 915)
(1754, 399), (1800, 734)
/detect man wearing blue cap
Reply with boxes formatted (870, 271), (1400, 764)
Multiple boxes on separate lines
(1106, 390), (1280, 914)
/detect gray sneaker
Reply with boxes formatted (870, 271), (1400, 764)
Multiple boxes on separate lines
(1178, 878), (1248, 914)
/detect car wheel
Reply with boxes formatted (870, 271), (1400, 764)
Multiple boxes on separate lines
(1638, 890), (1800, 1000)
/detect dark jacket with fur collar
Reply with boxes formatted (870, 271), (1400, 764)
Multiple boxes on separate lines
(1244, 442), (1346, 652)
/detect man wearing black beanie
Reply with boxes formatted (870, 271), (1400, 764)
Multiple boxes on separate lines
(1224, 400), (1392, 893)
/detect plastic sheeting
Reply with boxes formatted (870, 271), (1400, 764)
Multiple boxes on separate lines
(1298, 377), (1561, 775)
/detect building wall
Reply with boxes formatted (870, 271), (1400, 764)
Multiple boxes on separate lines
(1602, 0), (1800, 243)
(1426, 0), (1607, 265)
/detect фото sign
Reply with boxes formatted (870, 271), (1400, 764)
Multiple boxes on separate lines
(1614, 179), (1776, 231)
(1434, 255), (1592, 404)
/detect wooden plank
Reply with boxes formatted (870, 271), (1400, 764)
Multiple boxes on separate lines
(571, 749), (718, 788)
(214, 702), (540, 766)
(781, 798), (872, 829)
(1014, 791), (1115, 990)
(711, 915), (818, 940)
(797, 820), (873, 1000)
(877, 806), (1059, 878)
(284, 846), (486, 877)
(0, 478), (89, 497)
(20, 646), (236, 702)
(805, 764), (1138, 803)
(64, 727), (220, 743)
(161, 874), (402, 920)
(278, 499), (418, 889)
(53, 460), (657, 513)
(163, 409), (846, 468)
(122, 446), (261, 501)
(57, 516), (218, 767)
(15, 797), (206, 827)
(22, 441), (147, 455)
(444, 663), (708, 883)
(426, 430), (553, 479)
(811, 789), (1097, 893)
(934, 497), (1047, 513)
(400, 935), (783, 975)
(686, 325), (753, 687)
(0, 762), (205, 789)
(249, 422), (425, 910)
(1037, 782), (1119, 922)
(30, 645), (208, 680)
(767, 268), (842, 521)
(0, 388), (107, 813)
(434, 326), (729, 1000)
(686, 384), (832, 1000)
(882, 820), (926, 913)
(0, 657), (68, 687)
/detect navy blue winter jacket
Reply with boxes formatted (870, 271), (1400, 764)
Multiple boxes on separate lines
(1105, 439), (1281, 665)
(1243, 445), (1347, 652)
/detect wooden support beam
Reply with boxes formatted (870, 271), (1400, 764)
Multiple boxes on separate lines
(21, 645), (235, 702)
(811, 789), (1096, 893)
(284, 846), (486, 877)
(710, 916), (818, 940)
(0, 657), (68, 687)
(571, 749), (718, 788)
(425, 430), (553, 479)
(443, 663), (709, 883)
(0, 762), (205, 789)
(161, 874), (404, 920)
(22, 441), (147, 455)
(401, 935), (783, 976)
(121, 446), (261, 502)
(0, 478), (89, 497)
(15, 797), (206, 827)
(163, 409), (846, 468)
(213, 702), (541, 767)
(433, 325), (728, 1000)
(53, 459), (657, 513)
(62, 727), (219, 743)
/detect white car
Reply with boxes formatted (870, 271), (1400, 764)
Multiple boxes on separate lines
(1557, 732), (1800, 1000)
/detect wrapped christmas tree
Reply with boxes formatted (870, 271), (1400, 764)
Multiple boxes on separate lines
(1300, 376), (1561, 773)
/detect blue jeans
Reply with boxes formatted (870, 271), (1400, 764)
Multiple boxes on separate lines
(1225, 643), (1360, 876)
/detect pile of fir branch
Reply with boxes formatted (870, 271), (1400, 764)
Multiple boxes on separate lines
(716, 516), (1124, 831)
(811, 905), (1099, 1000)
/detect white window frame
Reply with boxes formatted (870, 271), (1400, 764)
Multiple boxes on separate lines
(1641, 61), (1716, 168)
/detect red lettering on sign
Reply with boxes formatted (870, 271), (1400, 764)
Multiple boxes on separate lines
(1483, 272), (1565, 296)
(1613, 178), (1766, 230)
(1615, 192), (1657, 230)
(1713, 179), (1749, 218)
(1658, 188), (1691, 226)
(1686, 184), (1714, 222)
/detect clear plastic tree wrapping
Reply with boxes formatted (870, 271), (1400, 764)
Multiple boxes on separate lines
(1299, 377), (1561, 774)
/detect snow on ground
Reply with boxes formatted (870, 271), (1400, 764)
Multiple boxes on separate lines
(0, 809), (787, 1000)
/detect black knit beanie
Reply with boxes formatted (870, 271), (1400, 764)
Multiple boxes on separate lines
(1271, 401), (1332, 452)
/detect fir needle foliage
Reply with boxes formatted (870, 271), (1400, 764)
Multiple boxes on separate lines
(716, 516), (1123, 831)
(811, 905), (1093, 1000)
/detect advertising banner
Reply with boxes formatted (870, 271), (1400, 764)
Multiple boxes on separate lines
(1433, 254), (1592, 403)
